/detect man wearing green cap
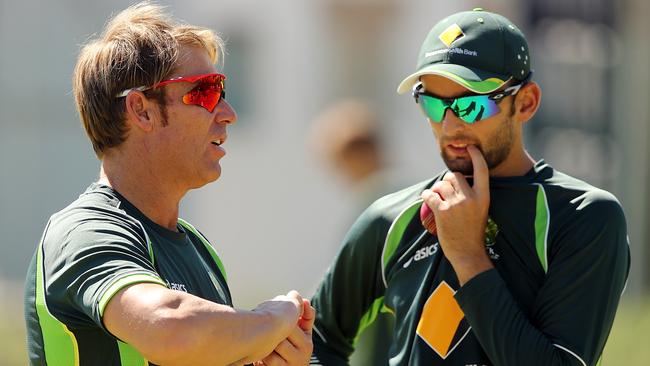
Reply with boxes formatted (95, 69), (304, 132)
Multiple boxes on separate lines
(310, 8), (629, 366)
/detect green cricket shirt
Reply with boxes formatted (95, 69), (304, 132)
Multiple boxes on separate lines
(24, 183), (231, 365)
(311, 160), (630, 366)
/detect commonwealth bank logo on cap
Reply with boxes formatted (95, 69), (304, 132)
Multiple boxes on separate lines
(438, 24), (465, 48)
(397, 8), (531, 95)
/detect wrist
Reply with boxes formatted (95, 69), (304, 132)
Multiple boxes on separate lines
(446, 252), (494, 286)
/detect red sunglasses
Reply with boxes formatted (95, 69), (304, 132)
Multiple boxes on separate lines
(116, 73), (226, 113)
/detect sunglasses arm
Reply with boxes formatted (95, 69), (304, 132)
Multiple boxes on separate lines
(115, 86), (151, 98)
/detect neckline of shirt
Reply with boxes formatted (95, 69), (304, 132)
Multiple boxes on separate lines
(87, 182), (188, 242)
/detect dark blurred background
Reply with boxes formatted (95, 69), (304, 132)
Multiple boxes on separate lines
(1, 0), (648, 364)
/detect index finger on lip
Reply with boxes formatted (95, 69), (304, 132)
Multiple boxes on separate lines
(467, 145), (489, 197)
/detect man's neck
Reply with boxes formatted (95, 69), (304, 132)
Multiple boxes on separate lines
(99, 153), (185, 231)
(489, 149), (536, 178)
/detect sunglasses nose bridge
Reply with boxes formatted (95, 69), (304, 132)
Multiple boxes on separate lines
(438, 99), (462, 123)
(449, 98), (463, 115)
(438, 105), (453, 122)
(440, 108), (469, 132)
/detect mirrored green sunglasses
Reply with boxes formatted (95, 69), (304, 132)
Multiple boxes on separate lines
(412, 74), (531, 124)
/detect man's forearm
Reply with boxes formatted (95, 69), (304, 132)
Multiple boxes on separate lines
(104, 284), (299, 365)
(161, 295), (293, 365)
(455, 270), (588, 366)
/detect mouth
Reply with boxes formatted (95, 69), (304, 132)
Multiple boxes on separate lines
(210, 136), (227, 146)
(448, 142), (468, 149)
(445, 141), (474, 156)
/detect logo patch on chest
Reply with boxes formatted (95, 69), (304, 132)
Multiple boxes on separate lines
(416, 281), (471, 359)
(485, 217), (500, 260)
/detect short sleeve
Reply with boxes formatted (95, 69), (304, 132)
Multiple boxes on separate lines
(42, 212), (166, 332)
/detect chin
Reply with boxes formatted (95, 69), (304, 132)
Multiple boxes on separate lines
(443, 158), (473, 175)
(205, 169), (222, 183)
(189, 168), (221, 190)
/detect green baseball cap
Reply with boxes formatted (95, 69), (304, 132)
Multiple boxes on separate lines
(397, 8), (531, 94)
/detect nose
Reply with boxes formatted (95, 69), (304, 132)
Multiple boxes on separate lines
(214, 99), (237, 125)
(440, 108), (465, 134)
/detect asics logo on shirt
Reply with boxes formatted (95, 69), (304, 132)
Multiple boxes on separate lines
(403, 243), (439, 268)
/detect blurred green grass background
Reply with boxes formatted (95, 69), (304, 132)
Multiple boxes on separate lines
(1, 283), (648, 365)
(601, 296), (650, 365)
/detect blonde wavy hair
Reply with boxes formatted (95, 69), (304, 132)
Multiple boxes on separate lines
(72, 1), (224, 158)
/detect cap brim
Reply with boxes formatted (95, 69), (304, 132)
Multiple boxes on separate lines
(396, 64), (511, 94)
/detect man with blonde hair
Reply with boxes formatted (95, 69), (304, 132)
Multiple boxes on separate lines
(24, 2), (313, 365)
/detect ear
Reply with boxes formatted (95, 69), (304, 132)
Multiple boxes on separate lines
(513, 81), (542, 124)
(124, 91), (154, 132)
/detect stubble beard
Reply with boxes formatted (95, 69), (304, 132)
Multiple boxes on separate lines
(440, 116), (515, 175)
